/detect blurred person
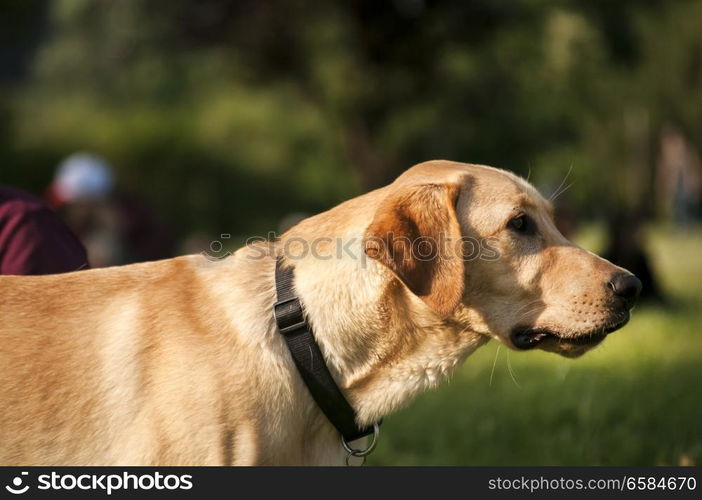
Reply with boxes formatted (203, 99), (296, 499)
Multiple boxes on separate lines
(0, 185), (89, 275)
(603, 209), (666, 305)
(47, 152), (175, 267)
(46, 152), (122, 267)
(656, 123), (702, 226)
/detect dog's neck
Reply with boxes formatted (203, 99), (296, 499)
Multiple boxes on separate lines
(279, 235), (489, 427)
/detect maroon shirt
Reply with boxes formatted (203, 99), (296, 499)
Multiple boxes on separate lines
(0, 185), (89, 275)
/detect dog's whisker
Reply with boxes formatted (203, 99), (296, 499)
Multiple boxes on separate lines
(513, 299), (543, 317)
(489, 344), (501, 387)
(506, 351), (521, 388)
(551, 180), (575, 202)
(517, 304), (542, 318)
(515, 304), (544, 323)
(513, 299), (539, 314)
(549, 164), (573, 201)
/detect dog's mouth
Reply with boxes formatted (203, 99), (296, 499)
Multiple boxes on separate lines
(510, 313), (631, 350)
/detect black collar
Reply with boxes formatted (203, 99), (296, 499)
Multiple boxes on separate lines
(273, 258), (377, 444)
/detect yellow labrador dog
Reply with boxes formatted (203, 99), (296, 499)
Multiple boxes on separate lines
(0, 160), (640, 465)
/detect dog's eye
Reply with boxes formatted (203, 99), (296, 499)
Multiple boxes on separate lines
(508, 214), (528, 233)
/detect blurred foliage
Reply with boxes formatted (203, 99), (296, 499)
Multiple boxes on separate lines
(1, 0), (702, 237)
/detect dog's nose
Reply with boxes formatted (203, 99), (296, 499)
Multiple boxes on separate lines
(607, 273), (642, 309)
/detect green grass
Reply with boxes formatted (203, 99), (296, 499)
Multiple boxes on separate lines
(367, 225), (702, 465)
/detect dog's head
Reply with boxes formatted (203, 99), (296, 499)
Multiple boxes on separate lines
(364, 161), (641, 358)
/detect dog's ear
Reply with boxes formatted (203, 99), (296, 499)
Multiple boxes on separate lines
(364, 182), (465, 317)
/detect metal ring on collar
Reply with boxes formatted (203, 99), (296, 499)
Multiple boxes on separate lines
(341, 422), (380, 457)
